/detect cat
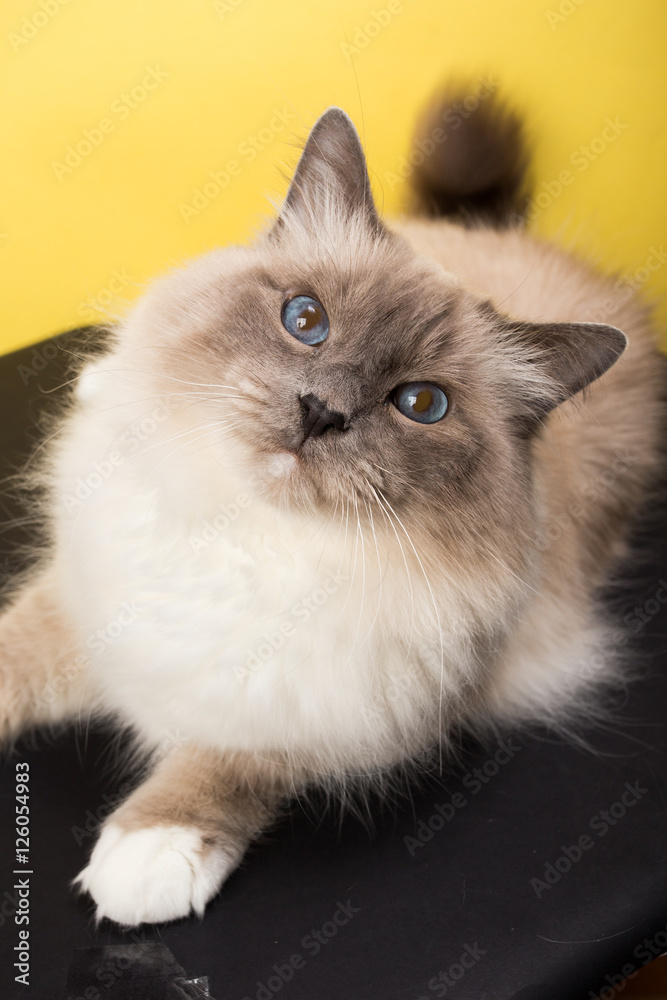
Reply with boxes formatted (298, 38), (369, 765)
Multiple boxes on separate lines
(0, 87), (664, 927)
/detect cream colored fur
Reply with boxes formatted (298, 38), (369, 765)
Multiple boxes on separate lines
(0, 107), (662, 926)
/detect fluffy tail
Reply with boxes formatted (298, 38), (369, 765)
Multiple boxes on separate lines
(409, 80), (529, 227)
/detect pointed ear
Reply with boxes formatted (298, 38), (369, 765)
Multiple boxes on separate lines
(272, 107), (381, 235)
(503, 319), (627, 426)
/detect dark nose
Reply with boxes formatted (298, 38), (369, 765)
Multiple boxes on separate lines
(300, 393), (347, 442)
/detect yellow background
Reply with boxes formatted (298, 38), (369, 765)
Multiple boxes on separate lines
(1, 0), (666, 354)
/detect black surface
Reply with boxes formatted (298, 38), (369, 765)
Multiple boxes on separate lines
(0, 331), (666, 1000)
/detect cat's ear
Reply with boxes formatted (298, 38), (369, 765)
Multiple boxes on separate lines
(272, 107), (381, 235)
(502, 318), (627, 426)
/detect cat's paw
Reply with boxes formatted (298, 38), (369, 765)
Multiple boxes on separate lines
(74, 822), (239, 925)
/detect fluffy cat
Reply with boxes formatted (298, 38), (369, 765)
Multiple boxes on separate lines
(0, 90), (663, 927)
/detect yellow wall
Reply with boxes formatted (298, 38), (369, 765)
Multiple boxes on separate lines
(1, 0), (666, 354)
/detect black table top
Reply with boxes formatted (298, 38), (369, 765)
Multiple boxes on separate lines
(0, 330), (666, 1000)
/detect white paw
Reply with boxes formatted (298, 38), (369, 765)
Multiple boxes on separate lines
(74, 822), (238, 926)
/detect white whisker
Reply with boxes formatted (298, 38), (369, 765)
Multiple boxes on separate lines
(376, 487), (446, 765)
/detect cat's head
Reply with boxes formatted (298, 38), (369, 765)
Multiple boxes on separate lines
(124, 108), (626, 564)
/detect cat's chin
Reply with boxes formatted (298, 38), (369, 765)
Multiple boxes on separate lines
(250, 448), (339, 515)
(265, 451), (299, 479)
(252, 449), (313, 510)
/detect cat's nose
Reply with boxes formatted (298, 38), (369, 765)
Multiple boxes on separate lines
(300, 393), (347, 442)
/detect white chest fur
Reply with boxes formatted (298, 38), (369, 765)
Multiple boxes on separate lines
(50, 373), (467, 769)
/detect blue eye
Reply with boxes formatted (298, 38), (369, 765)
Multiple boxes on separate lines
(281, 295), (329, 345)
(393, 382), (449, 424)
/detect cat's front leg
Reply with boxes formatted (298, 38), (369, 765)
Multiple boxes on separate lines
(0, 567), (95, 742)
(75, 744), (294, 926)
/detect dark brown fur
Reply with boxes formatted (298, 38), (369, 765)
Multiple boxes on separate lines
(411, 83), (529, 225)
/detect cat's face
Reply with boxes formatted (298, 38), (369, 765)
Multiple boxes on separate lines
(126, 108), (626, 565)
